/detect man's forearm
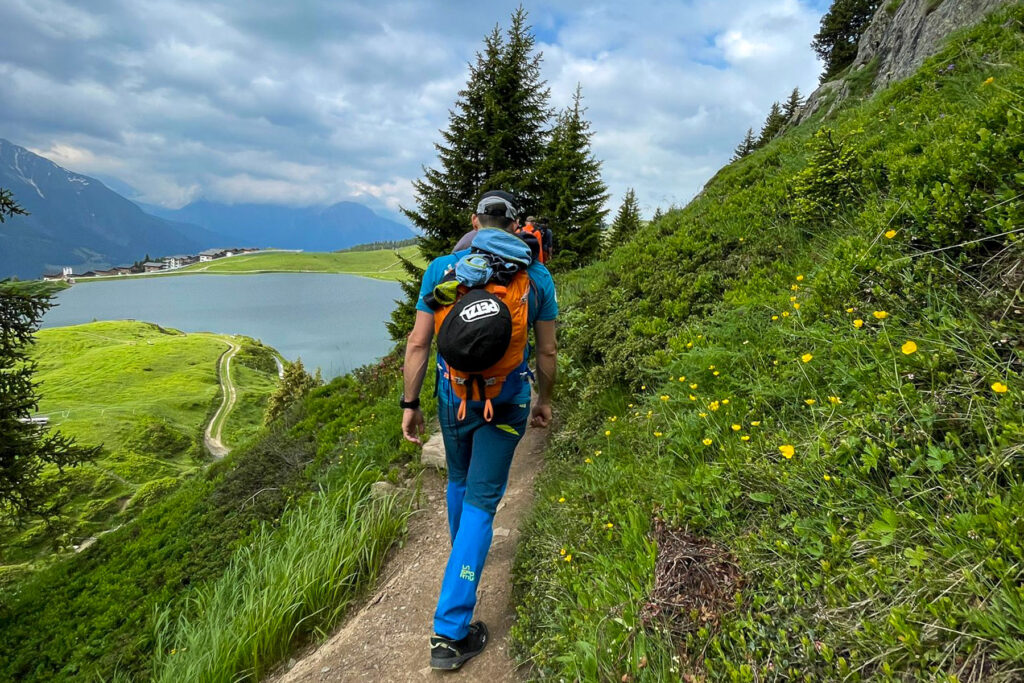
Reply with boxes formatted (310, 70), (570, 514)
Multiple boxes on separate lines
(535, 349), (556, 405)
(403, 341), (431, 400)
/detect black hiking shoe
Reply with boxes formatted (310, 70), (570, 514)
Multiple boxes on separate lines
(429, 621), (488, 670)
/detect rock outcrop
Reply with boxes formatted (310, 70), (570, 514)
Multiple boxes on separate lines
(796, 0), (1012, 124)
(856, 0), (1010, 89)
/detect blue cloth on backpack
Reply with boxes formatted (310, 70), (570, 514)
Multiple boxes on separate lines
(469, 228), (532, 268)
(453, 253), (494, 288)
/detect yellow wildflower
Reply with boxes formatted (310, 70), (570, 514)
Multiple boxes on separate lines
(983, 76), (995, 85)
(790, 296), (797, 302)
(846, 307), (854, 313)
(713, 370), (720, 376)
(823, 474), (831, 482)
(689, 394), (698, 401)
(690, 383), (698, 389)
(801, 353), (813, 363)
(773, 360), (779, 366)
(779, 444), (795, 459)
(584, 457), (593, 464)
(873, 311), (888, 319)
(686, 342), (693, 348)
(722, 399), (730, 405)
(709, 401), (720, 411)
(750, 421), (761, 427)
(702, 438), (713, 446)
(772, 315), (779, 321)
(992, 381), (1009, 394)
(660, 395), (670, 401)
(594, 450), (602, 456)
(796, 275), (804, 281)
(740, 435), (751, 442)
(558, 497), (566, 503)
(793, 302), (801, 310)
(828, 396), (842, 405)
(678, 376), (687, 382)
(782, 311), (790, 317)
(605, 522), (614, 529)
(709, 365), (716, 370)
(641, 384), (646, 390)
(560, 547), (566, 555)
(731, 424), (742, 431)
(654, 431), (663, 437)
(805, 399), (817, 405)
(853, 319), (864, 328)
(791, 284), (799, 291)
(698, 412), (708, 418)
(884, 229), (897, 239)
(901, 340), (918, 355)
(609, 415), (618, 422)
(565, 554), (572, 562)
(605, 430), (611, 436)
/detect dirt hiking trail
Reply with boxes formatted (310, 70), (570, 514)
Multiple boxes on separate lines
(270, 420), (549, 682)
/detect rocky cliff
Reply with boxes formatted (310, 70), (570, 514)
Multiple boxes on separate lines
(797, 0), (1013, 123)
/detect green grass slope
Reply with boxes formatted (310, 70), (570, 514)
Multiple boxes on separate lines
(513, 7), (1023, 682)
(0, 348), (422, 682)
(131, 246), (425, 281)
(1, 321), (279, 569)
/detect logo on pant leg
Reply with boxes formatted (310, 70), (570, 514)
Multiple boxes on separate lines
(459, 565), (476, 582)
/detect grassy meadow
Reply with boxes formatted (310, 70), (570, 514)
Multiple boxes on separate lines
(147, 246), (424, 281)
(0, 347), (422, 682)
(511, 7), (1024, 681)
(0, 321), (279, 570)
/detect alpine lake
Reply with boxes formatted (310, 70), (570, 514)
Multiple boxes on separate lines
(41, 273), (401, 379)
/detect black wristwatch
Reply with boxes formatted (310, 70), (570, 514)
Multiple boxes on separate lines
(399, 395), (420, 410)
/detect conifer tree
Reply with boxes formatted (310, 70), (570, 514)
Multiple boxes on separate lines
(652, 207), (664, 222)
(402, 8), (550, 262)
(783, 87), (804, 119)
(812, 0), (881, 82)
(534, 86), (609, 270)
(732, 128), (757, 161)
(263, 358), (320, 425)
(757, 102), (786, 147)
(391, 8), (551, 338)
(2, 188), (99, 524)
(607, 188), (642, 244)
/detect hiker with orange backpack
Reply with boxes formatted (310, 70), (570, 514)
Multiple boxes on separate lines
(401, 189), (558, 670)
(518, 215), (552, 264)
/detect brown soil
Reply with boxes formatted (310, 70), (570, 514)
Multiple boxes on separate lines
(268, 421), (549, 682)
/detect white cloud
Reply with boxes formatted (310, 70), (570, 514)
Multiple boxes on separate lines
(0, 0), (826, 220)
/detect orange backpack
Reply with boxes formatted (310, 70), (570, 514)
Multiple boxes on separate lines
(433, 270), (531, 421)
(519, 223), (547, 263)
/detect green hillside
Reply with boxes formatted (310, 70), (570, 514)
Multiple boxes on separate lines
(512, 7), (1023, 681)
(1, 321), (279, 570)
(160, 246), (421, 281)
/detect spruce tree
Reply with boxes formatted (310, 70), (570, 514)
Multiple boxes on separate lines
(783, 87), (804, 119)
(732, 128), (757, 161)
(392, 8), (551, 338)
(402, 8), (550, 262)
(2, 189), (99, 524)
(534, 86), (609, 270)
(812, 0), (881, 82)
(651, 207), (664, 222)
(607, 188), (642, 244)
(757, 102), (786, 147)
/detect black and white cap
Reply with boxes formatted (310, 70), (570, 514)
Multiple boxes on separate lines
(475, 190), (521, 220)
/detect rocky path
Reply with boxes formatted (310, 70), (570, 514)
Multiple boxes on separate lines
(270, 420), (549, 682)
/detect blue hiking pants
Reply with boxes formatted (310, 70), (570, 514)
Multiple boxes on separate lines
(433, 396), (530, 640)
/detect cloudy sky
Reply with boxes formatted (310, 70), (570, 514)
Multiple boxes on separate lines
(0, 0), (829, 221)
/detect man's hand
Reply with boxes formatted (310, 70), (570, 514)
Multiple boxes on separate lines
(530, 403), (552, 428)
(402, 408), (425, 445)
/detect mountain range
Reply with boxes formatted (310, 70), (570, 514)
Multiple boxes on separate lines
(0, 138), (414, 279)
(143, 199), (414, 253)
